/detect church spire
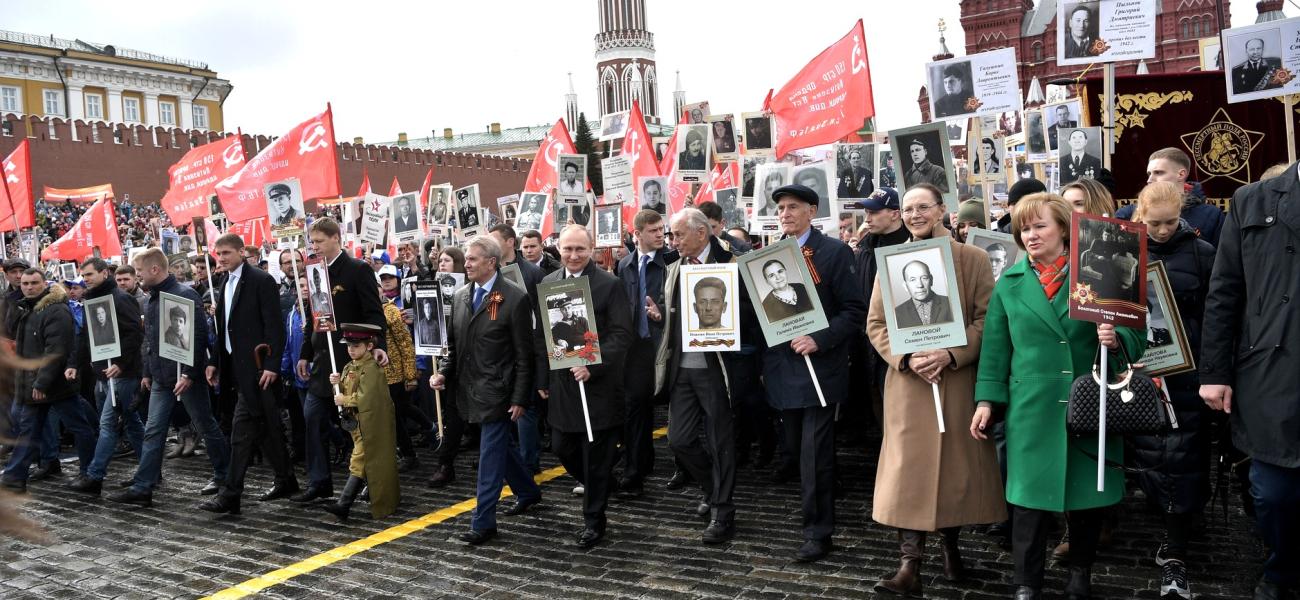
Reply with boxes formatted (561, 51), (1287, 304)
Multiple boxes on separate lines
(565, 72), (579, 132)
(934, 19), (954, 61)
(673, 70), (686, 123)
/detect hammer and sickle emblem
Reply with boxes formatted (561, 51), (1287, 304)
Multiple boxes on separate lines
(222, 141), (244, 169)
(851, 35), (867, 75)
(625, 131), (640, 165)
(298, 122), (329, 155)
(543, 135), (563, 167)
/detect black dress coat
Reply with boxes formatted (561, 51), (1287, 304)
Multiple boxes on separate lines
(299, 253), (387, 399)
(211, 265), (284, 409)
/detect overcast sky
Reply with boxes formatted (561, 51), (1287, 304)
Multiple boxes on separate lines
(5, 1), (1286, 144)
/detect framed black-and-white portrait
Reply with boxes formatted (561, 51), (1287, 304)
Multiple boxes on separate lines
(1043, 100), (1083, 152)
(594, 203), (623, 248)
(412, 281), (447, 357)
(554, 192), (592, 229)
(675, 123), (711, 183)
(1069, 212), (1148, 329)
(742, 111), (774, 154)
(834, 143), (876, 208)
(873, 237), (969, 354)
(639, 176), (669, 216)
(1024, 110), (1051, 163)
(706, 114), (739, 161)
(736, 237), (829, 345)
(679, 263), (741, 352)
(712, 187), (745, 231)
(969, 134), (1004, 183)
(684, 101), (711, 124)
(1141, 260), (1195, 377)
(965, 228), (1019, 282)
(741, 154), (771, 200)
(515, 192), (547, 232)
(1057, 126), (1105, 185)
(59, 262), (77, 282)
(888, 122), (958, 205)
(876, 146), (897, 189)
(791, 161), (836, 222)
(454, 184), (483, 237)
(653, 136), (671, 163)
(305, 255), (336, 332)
(1057, 0), (1156, 66)
(538, 276), (603, 370)
(427, 183), (452, 229)
(598, 110), (630, 142)
(436, 272), (464, 317)
(264, 178), (306, 237)
(389, 191), (423, 243)
(750, 162), (791, 234)
(1223, 20), (1300, 103)
(928, 59), (975, 120)
(159, 228), (179, 256)
(208, 194), (225, 219)
(158, 292), (195, 366)
(556, 154), (587, 201)
(927, 48), (1022, 121)
(83, 295), (121, 362)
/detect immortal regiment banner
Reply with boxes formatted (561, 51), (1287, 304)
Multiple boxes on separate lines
(1221, 16), (1300, 104)
(522, 119), (579, 238)
(1056, 0), (1157, 66)
(926, 48), (1023, 122)
(43, 183), (113, 206)
(41, 196), (122, 261)
(0, 139), (34, 231)
(160, 136), (246, 226)
(765, 19), (875, 156)
(1081, 71), (1300, 200)
(215, 105), (340, 224)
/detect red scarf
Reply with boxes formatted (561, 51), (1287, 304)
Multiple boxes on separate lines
(1033, 255), (1069, 301)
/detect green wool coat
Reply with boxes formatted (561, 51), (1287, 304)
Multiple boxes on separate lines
(974, 257), (1145, 512)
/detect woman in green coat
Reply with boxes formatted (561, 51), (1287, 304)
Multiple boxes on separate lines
(970, 193), (1145, 600)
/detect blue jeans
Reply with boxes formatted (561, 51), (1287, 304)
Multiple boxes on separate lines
(86, 378), (144, 481)
(515, 404), (540, 471)
(1251, 459), (1300, 586)
(130, 381), (230, 493)
(2, 396), (96, 483)
(472, 419), (540, 531)
(37, 395), (96, 463)
(303, 391), (335, 487)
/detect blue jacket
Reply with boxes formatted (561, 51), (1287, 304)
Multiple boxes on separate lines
(281, 305), (309, 389)
(144, 275), (209, 387)
(1115, 181), (1223, 247)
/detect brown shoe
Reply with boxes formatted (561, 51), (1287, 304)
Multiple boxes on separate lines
(428, 464), (455, 488)
(874, 529), (924, 597)
(939, 526), (965, 581)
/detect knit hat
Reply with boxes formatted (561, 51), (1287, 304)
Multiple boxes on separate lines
(956, 199), (986, 227)
(1007, 178), (1046, 206)
(1090, 168), (1118, 197)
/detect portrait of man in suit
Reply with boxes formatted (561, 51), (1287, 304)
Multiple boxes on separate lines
(1063, 3), (1099, 59)
(1046, 103), (1079, 152)
(88, 302), (116, 346)
(745, 115), (772, 151)
(892, 259), (954, 328)
(973, 137), (1001, 176)
(1058, 128), (1103, 184)
(836, 145), (874, 200)
(1232, 36), (1284, 95)
(392, 194), (420, 234)
(457, 188), (480, 229)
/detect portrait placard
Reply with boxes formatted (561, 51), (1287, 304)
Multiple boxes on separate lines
(304, 255), (337, 333)
(706, 114), (739, 161)
(598, 110), (630, 142)
(265, 178), (306, 238)
(191, 215), (210, 252)
(556, 154), (588, 201)
(683, 101), (711, 124)
(157, 291), (195, 366)
(359, 192), (391, 246)
(1198, 36), (1223, 72)
(538, 276), (603, 370)
(1056, 0), (1157, 66)
(412, 281), (447, 357)
(454, 184), (483, 237)
(514, 192), (548, 232)
(389, 192), (423, 243)
(601, 155), (635, 206)
(737, 237), (829, 346)
(740, 154), (771, 200)
(888, 122), (958, 206)
(964, 228), (1019, 282)
(872, 238), (969, 355)
(749, 162), (791, 234)
(19, 231), (38, 266)
(638, 176), (669, 216)
(554, 192), (592, 228)
(1222, 17), (1300, 103)
(834, 142), (876, 210)
(1069, 212), (1148, 329)
(791, 161), (836, 226)
(436, 272), (465, 317)
(679, 263), (741, 352)
(876, 145), (897, 189)
(712, 187), (745, 231)
(499, 263), (524, 290)
(427, 183), (453, 228)
(499, 197), (519, 226)
(83, 295), (121, 362)
(674, 123), (711, 183)
(159, 228), (179, 256)
(742, 112), (774, 154)
(927, 48), (1023, 121)
(1140, 261), (1195, 377)
(1043, 100), (1083, 152)
(594, 203), (623, 248)
(1057, 126), (1105, 185)
(208, 194), (225, 219)
(59, 262), (77, 282)
(1023, 110), (1052, 163)
(969, 132), (1005, 183)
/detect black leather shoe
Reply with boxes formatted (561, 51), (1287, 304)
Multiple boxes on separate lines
(702, 520), (734, 544)
(67, 475), (103, 495)
(117, 477), (135, 489)
(614, 479), (643, 500)
(288, 484), (330, 503)
(1065, 565), (1091, 600)
(1253, 579), (1284, 600)
(459, 528), (497, 545)
(198, 495), (240, 515)
(1014, 585), (1041, 600)
(503, 497), (541, 516)
(575, 527), (604, 549)
(665, 470), (690, 491)
(106, 488), (153, 508)
(0, 477), (26, 494)
(199, 479), (221, 496)
(770, 463), (799, 484)
(398, 455), (420, 473)
(28, 460), (62, 481)
(695, 499), (710, 517)
(257, 482), (300, 502)
(428, 465), (456, 488)
(795, 538), (831, 562)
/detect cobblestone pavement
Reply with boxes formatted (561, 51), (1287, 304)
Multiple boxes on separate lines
(0, 417), (1268, 599)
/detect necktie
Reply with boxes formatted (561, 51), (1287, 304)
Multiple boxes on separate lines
(472, 285), (487, 313)
(689, 257), (702, 265)
(917, 300), (932, 325)
(637, 255), (650, 338)
(224, 272), (238, 353)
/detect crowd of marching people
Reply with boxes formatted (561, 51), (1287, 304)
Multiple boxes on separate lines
(0, 145), (1298, 600)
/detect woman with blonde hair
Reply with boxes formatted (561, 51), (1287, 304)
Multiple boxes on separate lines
(1060, 178), (1116, 217)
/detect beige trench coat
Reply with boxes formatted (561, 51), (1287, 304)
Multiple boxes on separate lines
(866, 228), (1006, 531)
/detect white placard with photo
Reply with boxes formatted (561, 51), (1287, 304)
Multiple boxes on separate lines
(1057, 0), (1157, 66)
(158, 291), (195, 366)
(359, 192), (391, 246)
(706, 114), (739, 161)
(515, 192), (548, 232)
(598, 110), (630, 142)
(674, 123), (711, 183)
(791, 161), (837, 229)
(454, 184), (483, 237)
(83, 295), (121, 362)
(601, 155), (635, 206)
(1223, 17), (1300, 103)
(679, 263), (741, 353)
(426, 183), (453, 229)
(638, 176), (669, 217)
(742, 112), (774, 155)
(594, 204), (623, 248)
(556, 154), (588, 201)
(749, 162), (790, 235)
(389, 191), (423, 243)
(927, 47), (1023, 122)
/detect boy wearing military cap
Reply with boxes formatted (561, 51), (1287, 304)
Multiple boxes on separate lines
(324, 322), (400, 521)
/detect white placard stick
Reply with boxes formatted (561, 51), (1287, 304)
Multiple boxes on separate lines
(804, 355), (827, 407)
(106, 358), (116, 408)
(325, 329), (341, 395)
(931, 382), (945, 433)
(1097, 350), (1109, 492)
(286, 242), (308, 322)
(176, 363), (182, 401)
(433, 388), (445, 442)
(578, 379), (594, 443)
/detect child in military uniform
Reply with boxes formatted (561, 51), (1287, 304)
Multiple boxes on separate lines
(324, 323), (400, 521)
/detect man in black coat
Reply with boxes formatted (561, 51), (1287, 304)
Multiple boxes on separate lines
(853, 188), (910, 427)
(1200, 162), (1300, 600)
(199, 234), (297, 514)
(538, 225), (634, 548)
(66, 258), (146, 495)
(520, 230), (561, 275)
(489, 224), (547, 473)
(293, 218), (388, 502)
(0, 272), (96, 493)
(614, 209), (677, 497)
(432, 235), (539, 545)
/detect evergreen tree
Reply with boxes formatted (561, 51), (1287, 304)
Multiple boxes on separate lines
(573, 113), (603, 196)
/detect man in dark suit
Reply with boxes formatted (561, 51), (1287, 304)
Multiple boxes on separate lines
(893, 261), (954, 327)
(615, 209), (677, 498)
(520, 230), (561, 275)
(1058, 128), (1103, 184)
(1232, 38), (1284, 94)
(199, 234), (296, 514)
(489, 224), (546, 472)
(1064, 5), (1097, 59)
(837, 149), (874, 199)
(432, 235), (539, 545)
(292, 218), (388, 503)
(393, 194), (419, 233)
(761, 184), (867, 562)
(537, 225), (634, 548)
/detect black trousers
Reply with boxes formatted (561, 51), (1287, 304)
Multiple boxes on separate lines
(1012, 505), (1105, 587)
(620, 338), (656, 484)
(730, 352), (776, 460)
(553, 425), (619, 530)
(433, 384), (465, 467)
(222, 385), (296, 500)
(389, 382), (433, 458)
(668, 367), (737, 522)
(781, 405), (837, 542)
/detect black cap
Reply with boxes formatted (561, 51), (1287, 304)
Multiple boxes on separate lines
(268, 183), (292, 198)
(771, 184), (819, 206)
(1007, 178), (1046, 206)
(3, 258), (30, 271)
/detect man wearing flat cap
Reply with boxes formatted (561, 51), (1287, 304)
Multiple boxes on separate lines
(762, 184), (867, 563)
(904, 139), (949, 193)
(268, 183), (303, 227)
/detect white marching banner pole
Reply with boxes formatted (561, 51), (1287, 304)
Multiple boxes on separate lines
(325, 330), (341, 396)
(1097, 350), (1109, 492)
(804, 355), (827, 407)
(578, 380), (594, 443)
(106, 358), (116, 408)
(931, 382), (945, 433)
(434, 389), (445, 441)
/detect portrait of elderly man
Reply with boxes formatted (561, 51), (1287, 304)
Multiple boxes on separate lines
(393, 195), (419, 233)
(893, 259), (953, 328)
(1232, 36), (1284, 94)
(1064, 3), (1099, 58)
(691, 277), (729, 330)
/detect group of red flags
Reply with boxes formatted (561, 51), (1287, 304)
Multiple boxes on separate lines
(22, 19), (875, 264)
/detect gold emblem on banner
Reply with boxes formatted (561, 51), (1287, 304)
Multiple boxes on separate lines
(1098, 91), (1194, 141)
(1179, 108), (1263, 186)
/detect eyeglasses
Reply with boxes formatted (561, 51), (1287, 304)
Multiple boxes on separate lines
(901, 203), (939, 215)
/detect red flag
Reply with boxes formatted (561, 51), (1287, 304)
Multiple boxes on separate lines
(160, 136), (246, 226)
(357, 168), (371, 196)
(204, 218), (223, 257)
(692, 162), (740, 206)
(43, 184), (114, 206)
(767, 20), (875, 157)
(656, 117), (695, 214)
(417, 167), (434, 213)
(0, 140), (34, 231)
(41, 197), (121, 261)
(227, 217), (267, 248)
(215, 105), (340, 224)
(523, 119), (579, 238)
(388, 177), (402, 196)
(619, 101), (661, 231)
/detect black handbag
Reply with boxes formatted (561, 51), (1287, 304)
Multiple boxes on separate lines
(1067, 345), (1174, 436)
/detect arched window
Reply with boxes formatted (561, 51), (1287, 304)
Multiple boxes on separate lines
(1033, 42), (1043, 62)
(1180, 18), (1189, 40)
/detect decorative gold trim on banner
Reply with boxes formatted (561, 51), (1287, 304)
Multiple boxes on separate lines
(1096, 91), (1194, 142)
(1179, 107), (1264, 187)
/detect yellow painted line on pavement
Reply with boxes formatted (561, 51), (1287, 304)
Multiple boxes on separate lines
(205, 427), (670, 599)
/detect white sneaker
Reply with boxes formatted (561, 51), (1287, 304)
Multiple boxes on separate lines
(1160, 559), (1191, 600)
(572, 484), (585, 496)
(1155, 541), (1174, 566)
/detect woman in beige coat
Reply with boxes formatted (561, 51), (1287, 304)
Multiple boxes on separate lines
(866, 183), (1007, 597)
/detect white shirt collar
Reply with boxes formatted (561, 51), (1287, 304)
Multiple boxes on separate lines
(228, 263), (245, 280)
(476, 273), (498, 295)
(693, 243), (711, 264)
(638, 249), (657, 263)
